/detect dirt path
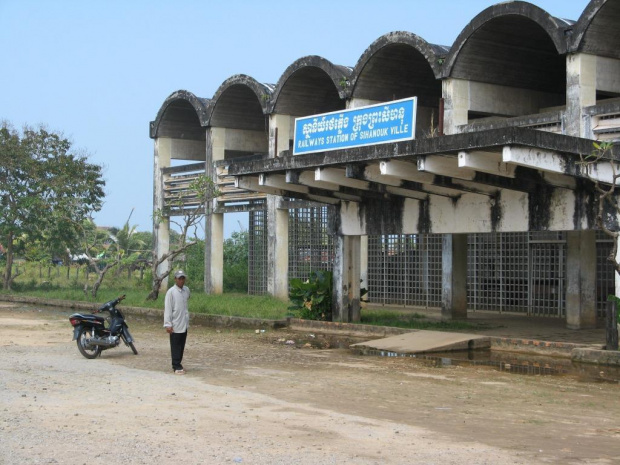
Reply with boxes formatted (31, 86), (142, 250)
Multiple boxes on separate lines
(1, 303), (619, 464)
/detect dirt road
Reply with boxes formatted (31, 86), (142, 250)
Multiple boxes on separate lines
(1, 303), (619, 464)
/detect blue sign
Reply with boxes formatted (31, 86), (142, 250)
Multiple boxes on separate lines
(293, 97), (417, 155)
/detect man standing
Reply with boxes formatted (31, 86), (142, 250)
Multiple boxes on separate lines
(164, 270), (190, 374)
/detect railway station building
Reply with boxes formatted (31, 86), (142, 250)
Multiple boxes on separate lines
(150, 0), (620, 329)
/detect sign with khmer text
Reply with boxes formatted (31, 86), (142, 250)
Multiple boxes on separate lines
(293, 97), (416, 155)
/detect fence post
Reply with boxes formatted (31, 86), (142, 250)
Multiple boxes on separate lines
(606, 301), (618, 351)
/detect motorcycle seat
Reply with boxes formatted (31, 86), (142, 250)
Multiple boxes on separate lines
(70, 313), (106, 323)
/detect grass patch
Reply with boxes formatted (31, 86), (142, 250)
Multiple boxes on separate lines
(1, 287), (291, 320)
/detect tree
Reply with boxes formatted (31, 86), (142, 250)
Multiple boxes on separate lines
(223, 230), (249, 292)
(78, 219), (118, 297)
(147, 175), (220, 300)
(77, 212), (143, 298)
(0, 122), (104, 290)
(580, 141), (620, 349)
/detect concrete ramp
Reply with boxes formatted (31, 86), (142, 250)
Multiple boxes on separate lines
(350, 330), (491, 355)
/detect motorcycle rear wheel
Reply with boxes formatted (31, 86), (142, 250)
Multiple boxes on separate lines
(76, 327), (101, 359)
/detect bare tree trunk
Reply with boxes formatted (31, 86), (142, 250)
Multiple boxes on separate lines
(3, 232), (14, 290)
(90, 262), (118, 298)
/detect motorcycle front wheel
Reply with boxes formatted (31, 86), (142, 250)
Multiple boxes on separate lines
(76, 327), (101, 359)
(121, 329), (138, 355)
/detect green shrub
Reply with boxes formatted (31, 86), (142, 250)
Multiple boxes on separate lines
(289, 270), (332, 321)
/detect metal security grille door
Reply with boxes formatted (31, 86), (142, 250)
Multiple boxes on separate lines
(528, 232), (565, 317)
(468, 233), (529, 313)
(288, 207), (334, 280)
(367, 234), (442, 308)
(248, 206), (268, 295)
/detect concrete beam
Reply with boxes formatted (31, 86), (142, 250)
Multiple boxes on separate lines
(458, 150), (516, 178)
(262, 173), (340, 205)
(316, 167), (369, 190)
(380, 159), (435, 183)
(418, 155), (476, 180)
(503, 145), (620, 185)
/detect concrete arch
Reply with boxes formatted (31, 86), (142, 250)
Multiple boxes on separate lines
(443, 1), (570, 94)
(270, 55), (351, 116)
(570, 0), (620, 59)
(150, 90), (209, 140)
(207, 74), (274, 131)
(349, 31), (447, 106)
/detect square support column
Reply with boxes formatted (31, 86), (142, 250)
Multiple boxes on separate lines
(205, 213), (224, 294)
(153, 138), (171, 291)
(205, 127), (225, 294)
(269, 114), (292, 157)
(332, 235), (361, 323)
(442, 234), (468, 320)
(267, 195), (289, 300)
(566, 230), (597, 329)
(565, 53), (597, 138)
(442, 78), (470, 135)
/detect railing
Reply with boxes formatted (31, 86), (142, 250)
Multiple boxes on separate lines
(160, 157), (267, 216)
(585, 99), (620, 142)
(162, 163), (207, 215)
(214, 156), (267, 213)
(459, 110), (563, 134)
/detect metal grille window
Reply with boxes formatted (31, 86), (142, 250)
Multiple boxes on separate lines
(248, 204), (267, 295)
(367, 234), (442, 308)
(288, 206), (335, 280)
(596, 231), (615, 318)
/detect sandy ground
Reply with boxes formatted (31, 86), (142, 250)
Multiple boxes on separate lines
(1, 303), (619, 465)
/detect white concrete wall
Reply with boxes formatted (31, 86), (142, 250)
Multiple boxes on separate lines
(225, 128), (269, 153)
(338, 186), (580, 236)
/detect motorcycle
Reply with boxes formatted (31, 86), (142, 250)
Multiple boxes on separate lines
(69, 295), (138, 359)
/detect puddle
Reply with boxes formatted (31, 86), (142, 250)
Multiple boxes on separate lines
(354, 347), (620, 383)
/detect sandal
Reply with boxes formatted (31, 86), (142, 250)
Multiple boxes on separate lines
(174, 369), (186, 375)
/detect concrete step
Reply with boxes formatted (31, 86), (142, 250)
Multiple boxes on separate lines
(351, 330), (490, 355)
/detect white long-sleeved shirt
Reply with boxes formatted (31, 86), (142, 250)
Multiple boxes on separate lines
(163, 284), (190, 333)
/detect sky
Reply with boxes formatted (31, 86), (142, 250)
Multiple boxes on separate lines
(0, 0), (590, 238)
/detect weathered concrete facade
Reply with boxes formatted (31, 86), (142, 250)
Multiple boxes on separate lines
(151, 0), (620, 329)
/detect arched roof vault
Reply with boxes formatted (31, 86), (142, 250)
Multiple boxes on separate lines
(207, 75), (273, 131)
(570, 0), (620, 59)
(270, 55), (351, 116)
(349, 32), (447, 106)
(150, 90), (209, 140)
(443, 1), (570, 94)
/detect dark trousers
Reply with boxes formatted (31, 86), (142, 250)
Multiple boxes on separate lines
(169, 331), (188, 371)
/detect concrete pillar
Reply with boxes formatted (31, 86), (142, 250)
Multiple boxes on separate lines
(205, 127), (225, 294)
(565, 53), (597, 138)
(267, 196), (289, 299)
(442, 78), (470, 135)
(264, 115), (291, 299)
(566, 230), (597, 329)
(360, 235), (368, 299)
(333, 235), (361, 322)
(269, 114), (292, 157)
(441, 234), (468, 320)
(153, 138), (171, 291)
